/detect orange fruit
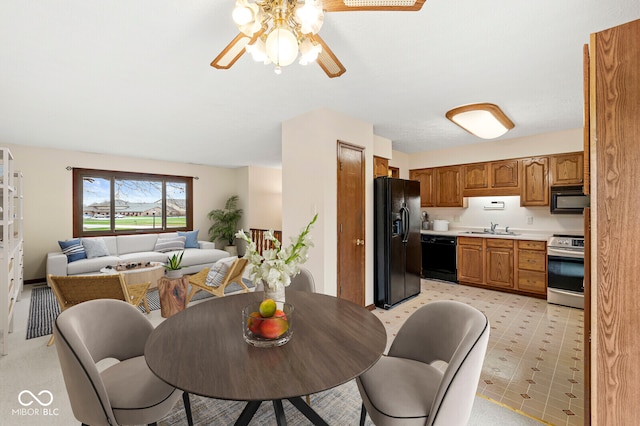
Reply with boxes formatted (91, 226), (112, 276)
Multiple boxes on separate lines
(273, 309), (287, 320)
(259, 299), (277, 317)
(247, 311), (262, 334)
(260, 317), (289, 339)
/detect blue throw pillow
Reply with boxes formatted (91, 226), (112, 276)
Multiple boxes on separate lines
(178, 230), (199, 249)
(58, 238), (87, 263)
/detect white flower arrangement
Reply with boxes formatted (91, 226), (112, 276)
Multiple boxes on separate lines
(235, 214), (317, 290)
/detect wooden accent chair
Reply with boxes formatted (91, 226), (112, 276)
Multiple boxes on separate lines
(46, 273), (150, 346)
(186, 257), (250, 303)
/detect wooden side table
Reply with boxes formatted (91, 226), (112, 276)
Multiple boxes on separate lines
(158, 276), (189, 318)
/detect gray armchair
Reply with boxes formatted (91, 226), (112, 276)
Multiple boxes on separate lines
(53, 298), (192, 426)
(357, 300), (490, 426)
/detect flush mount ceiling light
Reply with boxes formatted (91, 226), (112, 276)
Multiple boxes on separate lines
(211, 0), (426, 78)
(445, 103), (515, 139)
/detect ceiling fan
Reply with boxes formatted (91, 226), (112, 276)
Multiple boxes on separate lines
(211, 0), (426, 78)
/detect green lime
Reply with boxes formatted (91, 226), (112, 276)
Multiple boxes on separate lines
(259, 299), (277, 318)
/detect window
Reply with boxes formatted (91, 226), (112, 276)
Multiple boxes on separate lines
(73, 168), (193, 237)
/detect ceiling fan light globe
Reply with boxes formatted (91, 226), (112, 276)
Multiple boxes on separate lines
(245, 38), (270, 63)
(266, 27), (299, 67)
(232, 6), (253, 26)
(299, 39), (321, 65)
(296, 2), (324, 34)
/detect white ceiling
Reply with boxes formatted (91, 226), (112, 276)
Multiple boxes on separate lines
(2, 1), (640, 168)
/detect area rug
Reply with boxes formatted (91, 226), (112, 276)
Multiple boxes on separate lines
(159, 379), (544, 426)
(25, 279), (254, 340)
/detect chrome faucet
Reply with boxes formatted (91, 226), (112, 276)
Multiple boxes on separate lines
(505, 226), (510, 234)
(490, 222), (498, 233)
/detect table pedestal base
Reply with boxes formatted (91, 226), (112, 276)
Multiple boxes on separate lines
(236, 396), (329, 426)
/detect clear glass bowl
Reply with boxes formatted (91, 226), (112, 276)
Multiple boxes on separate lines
(242, 302), (294, 347)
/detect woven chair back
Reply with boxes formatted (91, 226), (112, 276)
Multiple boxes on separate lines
(47, 274), (130, 311)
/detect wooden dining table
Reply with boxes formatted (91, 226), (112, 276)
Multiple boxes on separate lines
(144, 290), (387, 425)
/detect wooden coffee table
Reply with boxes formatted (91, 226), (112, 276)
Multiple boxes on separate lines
(145, 291), (387, 425)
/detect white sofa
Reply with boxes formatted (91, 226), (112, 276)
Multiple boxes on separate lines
(47, 232), (230, 277)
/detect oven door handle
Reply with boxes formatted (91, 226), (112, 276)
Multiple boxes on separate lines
(547, 248), (584, 258)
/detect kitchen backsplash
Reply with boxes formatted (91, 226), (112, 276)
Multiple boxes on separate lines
(422, 196), (584, 234)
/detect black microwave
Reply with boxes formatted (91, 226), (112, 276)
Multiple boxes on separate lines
(550, 186), (590, 214)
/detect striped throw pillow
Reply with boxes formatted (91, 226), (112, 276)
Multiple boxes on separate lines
(154, 236), (186, 253)
(58, 239), (87, 263)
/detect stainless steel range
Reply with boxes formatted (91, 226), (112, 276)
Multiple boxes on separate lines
(547, 234), (584, 309)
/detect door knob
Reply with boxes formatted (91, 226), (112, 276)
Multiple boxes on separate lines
(356, 239), (365, 246)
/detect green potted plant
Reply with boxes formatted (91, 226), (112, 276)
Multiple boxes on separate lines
(164, 251), (184, 279)
(208, 195), (243, 256)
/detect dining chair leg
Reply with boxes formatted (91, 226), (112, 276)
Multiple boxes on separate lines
(360, 403), (367, 426)
(183, 392), (193, 426)
(47, 334), (55, 346)
(305, 394), (311, 405)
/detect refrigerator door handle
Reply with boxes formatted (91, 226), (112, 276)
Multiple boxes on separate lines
(401, 206), (409, 244)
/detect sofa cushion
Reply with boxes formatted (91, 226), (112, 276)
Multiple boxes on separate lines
(116, 234), (159, 255)
(178, 230), (199, 249)
(176, 248), (229, 267)
(119, 251), (168, 264)
(67, 256), (122, 275)
(58, 239), (87, 263)
(154, 236), (186, 253)
(81, 238), (110, 259)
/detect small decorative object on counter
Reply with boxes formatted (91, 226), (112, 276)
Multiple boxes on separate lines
(242, 299), (294, 347)
(236, 214), (317, 305)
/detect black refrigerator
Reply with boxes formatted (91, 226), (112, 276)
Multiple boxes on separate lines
(374, 177), (422, 309)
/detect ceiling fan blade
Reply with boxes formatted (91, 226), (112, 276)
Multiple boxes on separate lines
(309, 34), (346, 78)
(211, 28), (265, 69)
(323, 0), (426, 12)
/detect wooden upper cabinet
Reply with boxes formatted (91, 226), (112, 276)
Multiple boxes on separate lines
(463, 163), (489, 190)
(463, 159), (519, 196)
(388, 166), (400, 178)
(409, 168), (435, 207)
(521, 157), (549, 206)
(550, 152), (584, 186)
(491, 160), (519, 189)
(436, 166), (463, 207)
(373, 156), (389, 179)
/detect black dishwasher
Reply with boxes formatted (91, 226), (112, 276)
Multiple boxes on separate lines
(421, 234), (458, 283)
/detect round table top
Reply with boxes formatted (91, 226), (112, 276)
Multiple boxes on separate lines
(145, 291), (387, 401)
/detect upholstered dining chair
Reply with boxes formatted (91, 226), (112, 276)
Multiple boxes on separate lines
(46, 273), (143, 346)
(53, 298), (193, 426)
(254, 266), (316, 293)
(357, 300), (490, 426)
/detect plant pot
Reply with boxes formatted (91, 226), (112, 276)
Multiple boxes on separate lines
(165, 269), (183, 279)
(225, 245), (238, 257)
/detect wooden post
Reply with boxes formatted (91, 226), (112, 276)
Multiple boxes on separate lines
(158, 276), (189, 318)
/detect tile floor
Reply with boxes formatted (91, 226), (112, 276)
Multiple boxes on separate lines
(372, 279), (584, 426)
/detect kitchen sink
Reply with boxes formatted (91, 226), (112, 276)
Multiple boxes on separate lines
(460, 231), (520, 236)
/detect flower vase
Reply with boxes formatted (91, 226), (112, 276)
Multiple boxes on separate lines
(263, 283), (285, 309)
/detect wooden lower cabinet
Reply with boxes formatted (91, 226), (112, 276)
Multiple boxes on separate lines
(457, 237), (546, 297)
(514, 240), (547, 295)
(485, 239), (514, 289)
(457, 237), (484, 284)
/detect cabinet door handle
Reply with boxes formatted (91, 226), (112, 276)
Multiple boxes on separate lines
(356, 239), (365, 246)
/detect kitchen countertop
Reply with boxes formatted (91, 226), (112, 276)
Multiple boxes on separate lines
(420, 229), (551, 241)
